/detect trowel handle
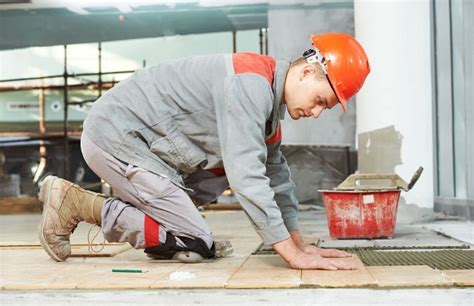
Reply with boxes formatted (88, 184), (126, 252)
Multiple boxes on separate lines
(407, 167), (424, 191)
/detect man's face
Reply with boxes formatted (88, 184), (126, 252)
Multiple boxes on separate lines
(285, 65), (339, 120)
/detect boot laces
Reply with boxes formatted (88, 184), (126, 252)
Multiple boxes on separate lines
(61, 184), (84, 233)
(86, 193), (105, 253)
(87, 224), (105, 254)
(66, 217), (81, 234)
(56, 180), (106, 254)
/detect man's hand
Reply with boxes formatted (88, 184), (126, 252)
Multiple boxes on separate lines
(290, 230), (353, 259)
(273, 237), (356, 270)
(297, 243), (353, 258)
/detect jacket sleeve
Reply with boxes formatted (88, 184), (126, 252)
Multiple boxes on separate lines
(266, 138), (299, 233)
(213, 73), (290, 245)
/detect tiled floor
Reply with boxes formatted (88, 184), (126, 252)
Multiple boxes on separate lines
(0, 210), (474, 290)
(0, 208), (473, 304)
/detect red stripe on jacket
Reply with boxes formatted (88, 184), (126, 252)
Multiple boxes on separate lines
(265, 124), (282, 145)
(232, 52), (276, 86)
(208, 167), (226, 176)
(144, 215), (159, 247)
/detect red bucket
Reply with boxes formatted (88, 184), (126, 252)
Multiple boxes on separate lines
(320, 167), (423, 239)
(321, 190), (400, 239)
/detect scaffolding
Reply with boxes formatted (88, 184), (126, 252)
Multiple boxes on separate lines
(0, 43), (134, 180)
(0, 29), (269, 181)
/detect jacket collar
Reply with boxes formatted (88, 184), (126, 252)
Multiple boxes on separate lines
(272, 59), (289, 126)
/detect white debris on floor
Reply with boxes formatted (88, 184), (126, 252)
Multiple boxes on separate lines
(169, 271), (196, 281)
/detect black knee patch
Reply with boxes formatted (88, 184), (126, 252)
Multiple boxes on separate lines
(144, 232), (215, 259)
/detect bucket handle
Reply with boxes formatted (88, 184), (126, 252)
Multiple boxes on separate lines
(337, 167), (424, 192)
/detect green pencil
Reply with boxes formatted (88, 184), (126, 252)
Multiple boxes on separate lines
(112, 268), (144, 273)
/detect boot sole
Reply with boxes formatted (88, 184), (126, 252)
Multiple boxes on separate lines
(38, 176), (64, 262)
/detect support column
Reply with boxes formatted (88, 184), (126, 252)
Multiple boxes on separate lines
(354, 1), (434, 209)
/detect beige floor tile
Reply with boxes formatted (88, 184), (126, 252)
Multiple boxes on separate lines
(443, 269), (474, 286)
(225, 255), (301, 288)
(150, 257), (247, 289)
(76, 262), (184, 289)
(367, 265), (454, 287)
(302, 256), (377, 288)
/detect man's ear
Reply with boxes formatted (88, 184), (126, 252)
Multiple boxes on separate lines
(300, 64), (316, 80)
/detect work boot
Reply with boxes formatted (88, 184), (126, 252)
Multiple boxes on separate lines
(38, 175), (105, 262)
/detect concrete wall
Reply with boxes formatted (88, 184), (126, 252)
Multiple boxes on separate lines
(267, 1), (356, 147)
(354, 1), (434, 213)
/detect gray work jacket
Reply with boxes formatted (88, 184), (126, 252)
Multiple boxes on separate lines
(83, 53), (299, 245)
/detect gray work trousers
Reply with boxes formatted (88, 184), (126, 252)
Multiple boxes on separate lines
(80, 133), (214, 249)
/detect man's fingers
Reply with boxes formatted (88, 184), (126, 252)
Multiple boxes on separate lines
(312, 259), (355, 270)
(317, 249), (353, 258)
(328, 260), (357, 270)
(314, 261), (338, 270)
(287, 251), (357, 270)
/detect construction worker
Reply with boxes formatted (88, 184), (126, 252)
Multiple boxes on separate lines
(38, 33), (370, 270)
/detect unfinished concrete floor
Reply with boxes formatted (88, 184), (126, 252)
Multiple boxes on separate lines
(0, 207), (473, 305)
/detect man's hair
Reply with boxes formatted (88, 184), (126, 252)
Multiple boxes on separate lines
(290, 57), (326, 81)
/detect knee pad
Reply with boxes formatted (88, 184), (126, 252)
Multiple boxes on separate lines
(144, 232), (215, 259)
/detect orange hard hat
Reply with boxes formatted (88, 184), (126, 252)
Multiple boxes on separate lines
(310, 33), (370, 112)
